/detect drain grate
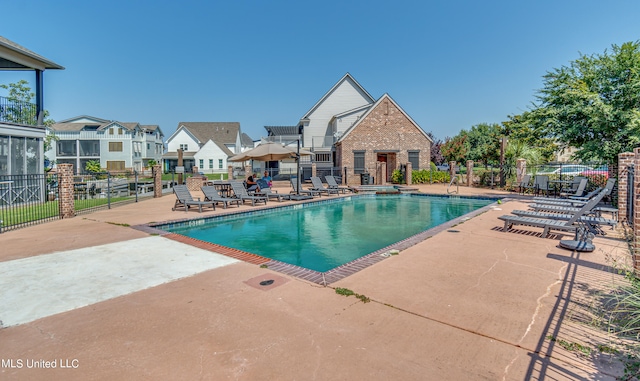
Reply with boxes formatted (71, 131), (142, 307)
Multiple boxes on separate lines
(259, 279), (274, 286)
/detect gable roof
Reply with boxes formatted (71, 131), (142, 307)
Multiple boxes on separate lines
(337, 93), (432, 143)
(56, 115), (110, 124)
(0, 35), (64, 70)
(240, 132), (254, 147)
(300, 73), (376, 121)
(177, 122), (240, 145)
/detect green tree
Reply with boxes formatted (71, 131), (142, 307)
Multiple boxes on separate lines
(502, 111), (556, 162)
(533, 41), (640, 163)
(440, 133), (469, 164)
(0, 79), (55, 126)
(465, 123), (502, 166)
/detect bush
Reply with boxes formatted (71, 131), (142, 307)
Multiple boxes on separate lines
(411, 169), (450, 184)
(391, 169), (404, 183)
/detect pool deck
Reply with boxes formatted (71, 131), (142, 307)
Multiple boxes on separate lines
(0, 182), (634, 380)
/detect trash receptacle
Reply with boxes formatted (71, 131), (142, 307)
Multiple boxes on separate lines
(360, 173), (370, 185)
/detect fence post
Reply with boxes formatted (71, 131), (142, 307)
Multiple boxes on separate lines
(618, 152), (634, 222)
(153, 164), (162, 198)
(405, 162), (411, 185)
(516, 159), (526, 184)
(449, 161), (456, 183)
(227, 165), (233, 180)
(466, 160), (473, 187)
(57, 163), (75, 219)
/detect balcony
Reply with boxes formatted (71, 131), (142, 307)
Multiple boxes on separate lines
(0, 96), (38, 126)
(311, 136), (335, 151)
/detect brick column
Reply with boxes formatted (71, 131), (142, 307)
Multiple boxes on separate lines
(634, 148), (640, 273)
(516, 159), (526, 184)
(57, 163), (75, 219)
(466, 160), (473, 187)
(193, 166), (199, 174)
(227, 165), (233, 180)
(152, 164), (162, 198)
(378, 161), (387, 185)
(311, 163), (317, 178)
(405, 162), (411, 185)
(449, 161), (456, 181)
(245, 165), (251, 180)
(618, 152), (634, 222)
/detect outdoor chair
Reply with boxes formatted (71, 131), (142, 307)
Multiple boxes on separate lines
(201, 186), (241, 209)
(290, 178), (322, 198)
(534, 175), (553, 196)
(559, 178), (588, 198)
(255, 179), (290, 202)
(517, 174), (532, 195)
(325, 175), (354, 193)
(498, 188), (607, 238)
(561, 176), (586, 194)
(310, 176), (340, 195)
(509, 209), (617, 235)
(172, 185), (216, 213)
(229, 180), (268, 206)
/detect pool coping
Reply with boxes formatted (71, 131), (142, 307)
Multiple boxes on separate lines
(133, 193), (504, 286)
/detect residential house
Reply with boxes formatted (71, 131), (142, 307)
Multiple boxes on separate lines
(49, 115), (165, 173)
(263, 73), (431, 184)
(163, 122), (252, 174)
(0, 35), (64, 176)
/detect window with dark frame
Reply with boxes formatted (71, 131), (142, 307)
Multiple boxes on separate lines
(353, 151), (365, 174)
(408, 150), (419, 170)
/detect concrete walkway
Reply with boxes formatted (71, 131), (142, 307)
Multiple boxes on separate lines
(0, 183), (634, 380)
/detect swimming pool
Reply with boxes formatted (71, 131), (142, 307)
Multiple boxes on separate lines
(158, 194), (495, 272)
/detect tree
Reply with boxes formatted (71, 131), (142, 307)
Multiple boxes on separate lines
(502, 111), (557, 162)
(534, 41), (640, 163)
(440, 133), (469, 164)
(426, 132), (445, 164)
(0, 79), (55, 126)
(465, 123), (502, 166)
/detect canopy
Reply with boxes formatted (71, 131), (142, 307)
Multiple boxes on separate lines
(228, 142), (312, 162)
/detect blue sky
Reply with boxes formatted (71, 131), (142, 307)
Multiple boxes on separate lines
(2, 0), (639, 142)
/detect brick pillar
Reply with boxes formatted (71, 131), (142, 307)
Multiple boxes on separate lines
(245, 165), (251, 180)
(516, 159), (526, 184)
(466, 160), (473, 187)
(618, 152), (634, 222)
(152, 164), (162, 198)
(57, 163), (75, 219)
(405, 162), (411, 185)
(311, 163), (317, 178)
(193, 166), (199, 174)
(227, 165), (233, 180)
(449, 161), (456, 181)
(379, 161), (387, 185)
(634, 148), (640, 273)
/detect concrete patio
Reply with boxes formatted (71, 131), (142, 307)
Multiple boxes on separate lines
(0, 183), (634, 380)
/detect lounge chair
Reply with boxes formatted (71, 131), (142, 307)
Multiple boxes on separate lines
(498, 188), (607, 238)
(510, 209), (617, 234)
(310, 176), (340, 195)
(255, 178), (290, 202)
(561, 176), (586, 194)
(201, 185), (241, 209)
(229, 180), (268, 206)
(172, 185), (216, 212)
(326, 175), (354, 193)
(558, 178), (588, 198)
(533, 187), (602, 206)
(290, 178), (322, 198)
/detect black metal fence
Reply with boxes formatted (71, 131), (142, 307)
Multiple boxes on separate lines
(0, 95), (38, 125)
(0, 170), (174, 233)
(0, 173), (59, 232)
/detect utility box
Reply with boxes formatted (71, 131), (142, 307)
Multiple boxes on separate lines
(360, 173), (370, 185)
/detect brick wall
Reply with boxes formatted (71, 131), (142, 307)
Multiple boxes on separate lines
(618, 149), (640, 273)
(337, 97), (431, 185)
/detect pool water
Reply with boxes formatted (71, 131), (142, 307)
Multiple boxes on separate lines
(162, 195), (493, 272)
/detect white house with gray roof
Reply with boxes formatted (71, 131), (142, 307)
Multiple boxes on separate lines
(48, 115), (164, 173)
(163, 122), (252, 174)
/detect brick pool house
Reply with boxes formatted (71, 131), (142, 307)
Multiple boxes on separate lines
(334, 93), (432, 185)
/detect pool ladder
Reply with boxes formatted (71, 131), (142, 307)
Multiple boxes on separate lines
(447, 175), (459, 194)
